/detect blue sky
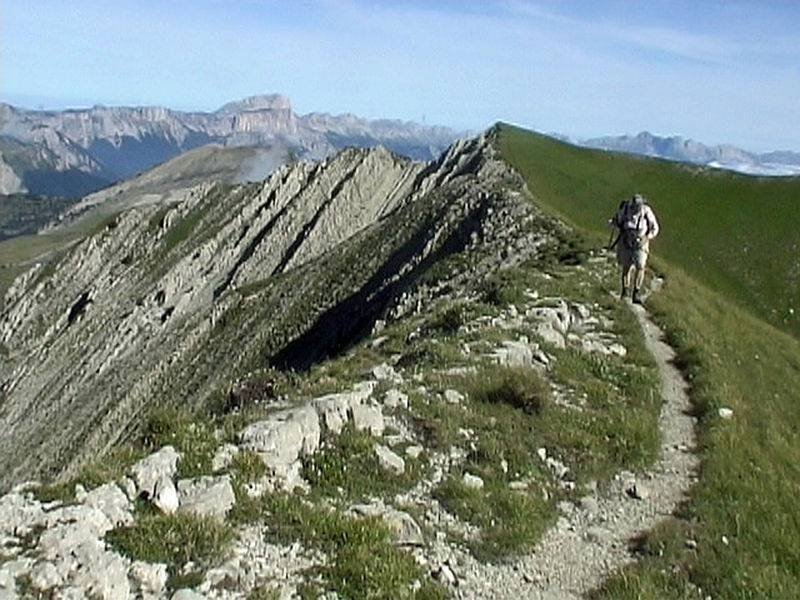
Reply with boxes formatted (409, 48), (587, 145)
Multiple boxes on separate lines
(2, 0), (799, 151)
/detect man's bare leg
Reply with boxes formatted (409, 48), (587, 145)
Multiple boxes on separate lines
(621, 264), (633, 299)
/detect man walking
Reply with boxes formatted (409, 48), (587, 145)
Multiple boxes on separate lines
(610, 194), (660, 304)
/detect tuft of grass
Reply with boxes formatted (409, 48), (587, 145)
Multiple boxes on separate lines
(253, 493), (449, 599)
(141, 407), (218, 478)
(426, 305), (466, 336)
(434, 476), (553, 562)
(32, 447), (145, 504)
(302, 424), (424, 503)
(105, 513), (234, 589)
(466, 366), (551, 415)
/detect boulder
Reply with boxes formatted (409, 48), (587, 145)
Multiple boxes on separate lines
(130, 446), (180, 497)
(311, 382), (376, 434)
(83, 483), (133, 528)
(177, 476), (236, 519)
(372, 363), (403, 383)
(349, 504), (424, 546)
(374, 445), (405, 475)
(240, 406), (320, 472)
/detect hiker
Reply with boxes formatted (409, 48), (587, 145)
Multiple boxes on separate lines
(609, 194), (659, 304)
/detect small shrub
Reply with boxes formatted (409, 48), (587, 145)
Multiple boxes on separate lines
(427, 306), (465, 335)
(467, 367), (551, 415)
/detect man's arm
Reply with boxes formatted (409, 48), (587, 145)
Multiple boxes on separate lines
(646, 207), (660, 239)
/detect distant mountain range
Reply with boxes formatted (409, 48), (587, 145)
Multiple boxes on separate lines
(0, 94), (461, 198)
(581, 131), (800, 176)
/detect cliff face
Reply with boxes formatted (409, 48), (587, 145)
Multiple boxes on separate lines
(0, 95), (461, 198)
(0, 133), (549, 490)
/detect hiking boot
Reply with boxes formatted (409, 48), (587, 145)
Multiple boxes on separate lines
(632, 289), (643, 305)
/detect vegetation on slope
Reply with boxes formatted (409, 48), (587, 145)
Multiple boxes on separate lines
(497, 124), (800, 598)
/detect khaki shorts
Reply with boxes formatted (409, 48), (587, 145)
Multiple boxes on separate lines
(617, 239), (649, 270)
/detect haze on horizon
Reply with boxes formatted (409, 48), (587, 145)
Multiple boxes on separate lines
(2, 0), (799, 153)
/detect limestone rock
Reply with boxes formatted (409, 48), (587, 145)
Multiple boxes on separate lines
(349, 504), (424, 546)
(352, 405), (385, 436)
(130, 446), (180, 498)
(83, 483), (133, 528)
(172, 590), (207, 600)
(211, 444), (240, 472)
(462, 473), (484, 490)
(177, 475), (236, 519)
(374, 445), (405, 475)
(240, 406), (320, 472)
(372, 363), (403, 383)
(383, 389), (409, 409)
(130, 561), (168, 598)
(444, 389), (464, 404)
(152, 475), (179, 514)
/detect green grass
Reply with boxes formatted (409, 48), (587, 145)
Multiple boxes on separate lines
(105, 513), (234, 589)
(32, 447), (145, 503)
(497, 124), (800, 598)
(497, 123), (800, 338)
(141, 407), (218, 478)
(237, 493), (449, 599)
(302, 424), (425, 503)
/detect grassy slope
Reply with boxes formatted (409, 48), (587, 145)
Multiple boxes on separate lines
(498, 124), (800, 598)
(497, 124), (800, 338)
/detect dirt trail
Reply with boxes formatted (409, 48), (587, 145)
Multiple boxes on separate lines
(456, 301), (699, 599)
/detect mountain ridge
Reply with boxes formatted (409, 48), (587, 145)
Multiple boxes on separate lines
(582, 130), (800, 176)
(0, 95), (462, 198)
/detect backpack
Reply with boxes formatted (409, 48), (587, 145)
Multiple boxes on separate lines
(617, 200), (646, 251)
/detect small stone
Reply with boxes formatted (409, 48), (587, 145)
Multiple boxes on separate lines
(443, 389), (464, 404)
(722, 535), (729, 545)
(172, 590), (207, 600)
(508, 480), (528, 491)
(130, 561), (168, 596)
(384, 389), (409, 409)
(537, 447), (547, 461)
(211, 444), (240, 472)
(580, 496), (599, 514)
(626, 482), (649, 501)
(405, 445), (424, 459)
(462, 473), (484, 490)
(435, 564), (457, 586)
(374, 445), (405, 475)
(685, 539), (698, 550)
(586, 526), (611, 543)
(718, 407), (734, 419)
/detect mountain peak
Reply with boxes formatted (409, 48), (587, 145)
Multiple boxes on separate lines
(216, 94), (293, 113)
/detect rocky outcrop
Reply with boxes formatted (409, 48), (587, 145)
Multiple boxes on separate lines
(0, 132), (551, 490)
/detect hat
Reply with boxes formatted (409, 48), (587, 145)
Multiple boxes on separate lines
(632, 194), (645, 206)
